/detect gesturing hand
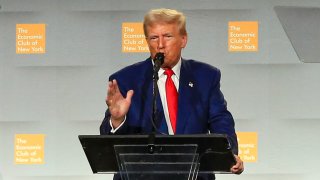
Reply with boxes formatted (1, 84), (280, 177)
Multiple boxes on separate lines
(106, 79), (134, 128)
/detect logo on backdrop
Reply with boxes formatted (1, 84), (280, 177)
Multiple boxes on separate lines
(15, 134), (45, 164)
(16, 24), (46, 54)
(122, 22), (149, 53)
(237, 132), (258, 162)
(228, 21), (258, 52)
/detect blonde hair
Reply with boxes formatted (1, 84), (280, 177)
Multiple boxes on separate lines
(143, 8), (187, 37)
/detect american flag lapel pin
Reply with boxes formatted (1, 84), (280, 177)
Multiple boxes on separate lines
(188, 82), (193, 87)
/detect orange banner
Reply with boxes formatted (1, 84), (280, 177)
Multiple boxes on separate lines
(228, 21), (258, 52)
(16, 24), (46, 54)
(122, 22), (149, 53)
(237, 132), (258, 162)
(15, 134), (45, 164)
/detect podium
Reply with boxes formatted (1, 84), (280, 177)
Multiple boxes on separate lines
(79, 134), (236, 180)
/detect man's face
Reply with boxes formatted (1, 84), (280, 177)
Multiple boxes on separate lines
(146, 23), (187, 68)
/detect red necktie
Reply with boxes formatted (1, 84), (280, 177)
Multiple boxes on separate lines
(164, 68), (178, 133)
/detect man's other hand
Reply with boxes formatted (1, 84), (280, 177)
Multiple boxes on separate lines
(231, 155), (244, 174)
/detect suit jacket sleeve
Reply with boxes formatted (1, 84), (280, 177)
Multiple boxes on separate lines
(208, 69), (238, 154)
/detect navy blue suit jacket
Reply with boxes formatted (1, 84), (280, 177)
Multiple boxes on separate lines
(100, 58), (238, 180)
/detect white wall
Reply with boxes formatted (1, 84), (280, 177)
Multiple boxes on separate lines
(1, 0), (320, 179)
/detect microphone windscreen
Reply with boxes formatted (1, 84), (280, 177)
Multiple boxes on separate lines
(154, 53), (164, 66)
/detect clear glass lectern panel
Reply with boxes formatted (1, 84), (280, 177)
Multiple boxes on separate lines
(114, 144), (200, 180)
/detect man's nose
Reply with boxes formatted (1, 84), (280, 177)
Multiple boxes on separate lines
(157, 36), (165, 50)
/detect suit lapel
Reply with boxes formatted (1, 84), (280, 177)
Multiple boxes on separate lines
(176, 59), (194, 134)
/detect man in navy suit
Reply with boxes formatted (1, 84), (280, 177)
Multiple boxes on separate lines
(100, 8), (244, 179)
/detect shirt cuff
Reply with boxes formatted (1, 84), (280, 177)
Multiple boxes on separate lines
(109, 116), (126, 133)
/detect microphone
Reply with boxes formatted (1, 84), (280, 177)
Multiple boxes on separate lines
(153, 52), (164, 73)
(149, 52), (166, 148)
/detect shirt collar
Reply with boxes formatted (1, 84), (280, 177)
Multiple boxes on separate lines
(158, 57), (181, 79)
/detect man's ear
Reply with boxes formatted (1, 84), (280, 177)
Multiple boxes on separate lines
(181, 35), (188, 48)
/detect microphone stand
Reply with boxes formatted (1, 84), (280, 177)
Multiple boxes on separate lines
(148, 53), (164, 154)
